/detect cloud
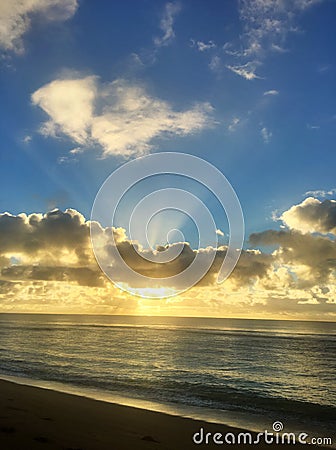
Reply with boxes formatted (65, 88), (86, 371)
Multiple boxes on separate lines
(0, 209), (91, 263)
(238, 0), (322, 57)
(69, 146), (84, 155)
(209, 56), (221, 72)
(22, 135), (32, 144)
(222, 0), (323, 80)
(32, 76), (97, 145)
(0, 208), (128, 290)
(250, 229), (336, 288)
(32, 77), (214, 158)
(294, 0), (323, 9)
(0, 208), (272, 294)
(227, 62), (260, 80)
(57, 155), (77, 164)
(0, 0), (78, 54)
(261, 126), (272, 143)
(0, 206), (335, 317)
(281, 197), (336, 234)
(216, 229), (224, 237)
(305, 189), (336, 198)
(317, 64), (330, 74)
(1, 264), (104, 287)
(194, 40), (216, 52)
(0, 208), (267, 292)
(154, 2), (181, 47)
(228, 117), (240, 132)
(263, 90), (279, 96)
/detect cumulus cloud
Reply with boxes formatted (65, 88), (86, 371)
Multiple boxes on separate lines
(0, 208), (269, 294)
(281, 197), (336, 234)
(1, 203), (335, 317)
(0, 208), (92, 264)
(250, 229), (336, 287)
(32, 76), (97, 144)
(32, 77), (214, 158)
(0, 0), (78, 54)
(0, 208), (130, 291)
(0, 209), (271, 292)
(154, 2), (181, 47)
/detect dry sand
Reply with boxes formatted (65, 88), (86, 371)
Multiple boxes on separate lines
(0, 379), (327, 450)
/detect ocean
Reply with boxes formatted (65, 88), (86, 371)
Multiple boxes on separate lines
(0, 314), (335, 441)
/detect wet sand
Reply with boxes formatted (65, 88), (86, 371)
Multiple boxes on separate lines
(0, 379), (329, 449)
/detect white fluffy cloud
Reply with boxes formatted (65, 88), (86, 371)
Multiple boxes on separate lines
(32, 77), (214, 157)
(0, 0), (78, 54)
(281, 197), (336, 234)
(32, 76), (96, 144)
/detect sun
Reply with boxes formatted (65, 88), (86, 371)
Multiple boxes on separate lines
(129, 286), (178, 299)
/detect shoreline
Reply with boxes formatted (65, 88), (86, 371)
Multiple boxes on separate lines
(0, 373), (271, 433)
(0, 379), (333, 449)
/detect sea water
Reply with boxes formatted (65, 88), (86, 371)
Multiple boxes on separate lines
(0, 314), (335, 440)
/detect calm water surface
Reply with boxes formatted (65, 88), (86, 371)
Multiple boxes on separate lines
(0, 314), (335, 436)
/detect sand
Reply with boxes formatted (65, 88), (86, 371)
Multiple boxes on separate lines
(0, 379), (330, 450)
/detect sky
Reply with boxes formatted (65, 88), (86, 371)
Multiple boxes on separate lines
(0, 0), (335, 319)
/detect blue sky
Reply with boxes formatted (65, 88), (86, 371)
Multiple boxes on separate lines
(0, 0), (335, 318)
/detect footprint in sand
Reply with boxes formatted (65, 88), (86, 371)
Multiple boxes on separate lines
(6, 406), (27, 412)
(141, 435), (160, 443)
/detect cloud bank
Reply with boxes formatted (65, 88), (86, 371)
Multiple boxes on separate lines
(1, 196), (335, 318)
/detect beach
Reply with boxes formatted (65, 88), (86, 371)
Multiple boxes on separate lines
(1, 379), (326, 450)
